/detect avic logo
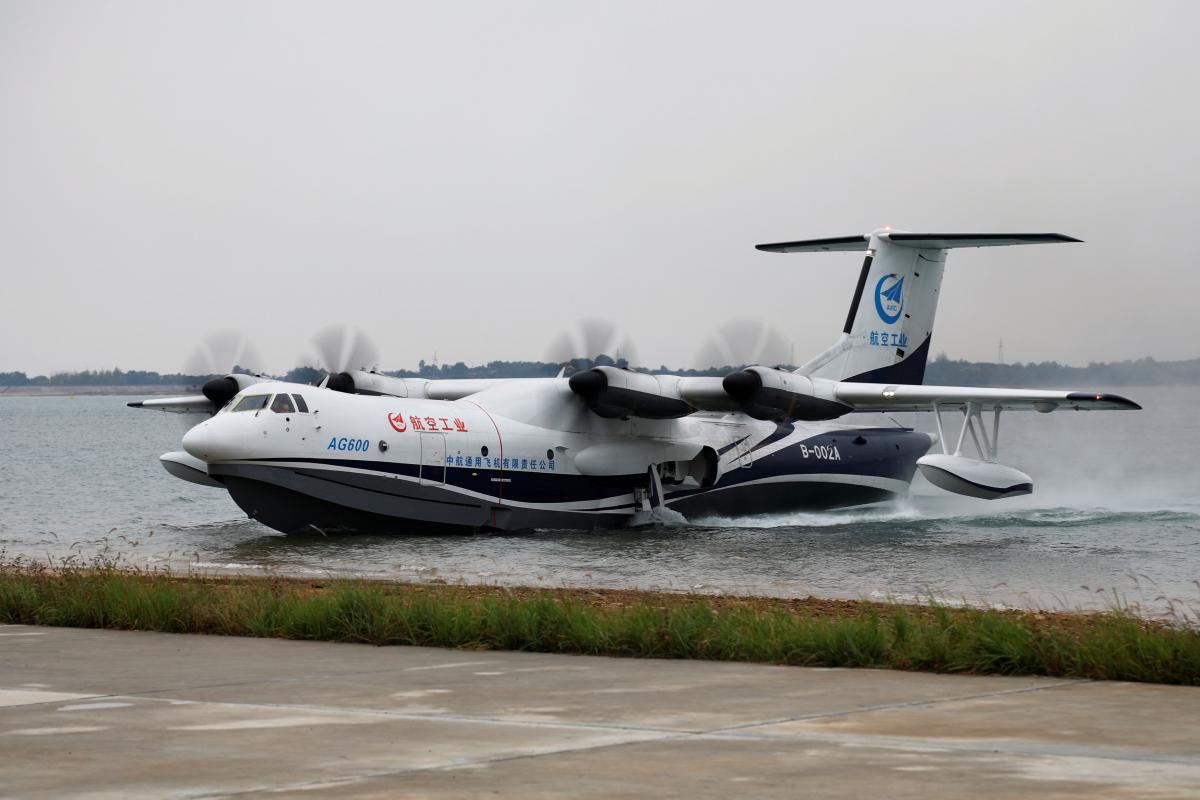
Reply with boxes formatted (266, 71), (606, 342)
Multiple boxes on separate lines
(387, 412), (407, 433)
(874, 274), (904, 324)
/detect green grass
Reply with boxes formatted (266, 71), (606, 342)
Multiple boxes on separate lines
(2, 564), (1198, 685)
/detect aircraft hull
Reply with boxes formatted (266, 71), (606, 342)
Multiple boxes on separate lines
(207, 426), (929, 534)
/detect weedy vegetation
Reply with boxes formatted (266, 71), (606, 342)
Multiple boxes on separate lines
(1, 558), (1197, 686)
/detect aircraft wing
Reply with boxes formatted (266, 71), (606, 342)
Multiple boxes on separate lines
(833, 383), (1141, 413)
(677, 376), (742, 411)
(126, 394), (214, 413)
(333, 371), (543, 401)
(424, 379), (521, 401)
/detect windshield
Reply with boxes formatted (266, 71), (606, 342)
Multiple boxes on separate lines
(270, 394), (295, 414)
(231, 394), (270, 412)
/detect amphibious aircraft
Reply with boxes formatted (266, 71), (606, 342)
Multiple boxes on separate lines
(131, 229), (1139, 534)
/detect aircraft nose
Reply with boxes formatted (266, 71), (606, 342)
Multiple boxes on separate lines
(182, 420), (228, 461)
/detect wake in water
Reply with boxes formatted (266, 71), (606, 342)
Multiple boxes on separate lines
(687, 498), (926, 530)
(683, 493), (1200, 532)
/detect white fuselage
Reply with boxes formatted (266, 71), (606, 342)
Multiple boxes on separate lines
(177, 381), (931, 534)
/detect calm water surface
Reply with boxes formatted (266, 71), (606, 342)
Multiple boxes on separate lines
(2, 389), (1198, 616)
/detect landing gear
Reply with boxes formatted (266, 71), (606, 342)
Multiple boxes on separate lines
(631, 464), (684, 526)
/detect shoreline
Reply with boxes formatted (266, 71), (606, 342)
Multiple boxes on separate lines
(0, 385), (195, 397)
(3, 566), (1196, 685)
(18, 550), (1196, 622)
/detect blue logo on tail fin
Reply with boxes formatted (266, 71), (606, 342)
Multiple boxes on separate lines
(874, 274), (904, 324)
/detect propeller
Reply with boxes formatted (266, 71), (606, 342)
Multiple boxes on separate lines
(544, 318), (641, 373)
(183, 331), (267, 411)
(693, 318), (792, 371)
(310, 325), (381, 393)
(184, 330), (266, 379)
(312, 324), (380, 374)
(539, 317), (643, 432)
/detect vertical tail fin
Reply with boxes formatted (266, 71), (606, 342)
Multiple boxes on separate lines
(755, 230), (1080, 384)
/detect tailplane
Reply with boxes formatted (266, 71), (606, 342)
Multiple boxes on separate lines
(756, 230), (1080, 384)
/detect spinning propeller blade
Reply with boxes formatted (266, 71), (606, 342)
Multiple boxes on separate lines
(188, 331), (266, 410)
(312, 325), (381, 375)
(184, 331), (266, 379)
(544, 317), (640, 372)
(694, 318), (792, 371)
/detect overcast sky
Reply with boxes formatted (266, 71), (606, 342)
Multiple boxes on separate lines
(2, 0), (1197, 375)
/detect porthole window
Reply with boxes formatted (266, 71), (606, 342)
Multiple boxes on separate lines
(546, 449), (555, 461)
(480, 445), (489, 457)
(379, 440), (389, 453)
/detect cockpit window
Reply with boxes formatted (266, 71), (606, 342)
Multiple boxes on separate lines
(270, 394), (295, 414)
(292, 394), (309, 413)
(232, 394), (270, 412)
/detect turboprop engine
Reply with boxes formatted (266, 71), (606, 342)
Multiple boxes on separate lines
(568, 366), (694, 419)
(324, 370), (499, 402)
(326, 370), (413, 397)
(721, 367), (851, 421)
(197, 373), (269, 410)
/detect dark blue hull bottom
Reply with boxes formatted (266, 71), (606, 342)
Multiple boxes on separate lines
(668, 481), (895, 519)
(217, 469), (902, 535)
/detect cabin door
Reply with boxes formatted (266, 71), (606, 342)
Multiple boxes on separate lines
(420, 433), (447, 485)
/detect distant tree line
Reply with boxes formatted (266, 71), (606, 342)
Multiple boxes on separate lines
(924, 354), (1200, 387)
(0, 368), (218, 387)
(5, 354), (1199, 388)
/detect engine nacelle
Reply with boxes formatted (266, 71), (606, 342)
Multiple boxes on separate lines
(722, 367), (851, 421)
(201, 373), (270, 409)
(327, 370), (416, 397)
(568, 367), (694, 419)
(916, 454), (1032, 500)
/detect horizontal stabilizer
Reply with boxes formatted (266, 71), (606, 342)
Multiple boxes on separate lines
(754, 235), (868, 253)
(756, 232), (1080, 253)
(885, 233), (1081, 249)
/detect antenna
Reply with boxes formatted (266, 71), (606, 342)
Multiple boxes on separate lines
(998, 338), (1005, 365)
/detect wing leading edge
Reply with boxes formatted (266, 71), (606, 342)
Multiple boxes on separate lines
(833, 383), (1140, 413)
(127, 394), (213, 413)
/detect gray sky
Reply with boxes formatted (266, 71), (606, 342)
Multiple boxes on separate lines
(2, 0), (1197, 375)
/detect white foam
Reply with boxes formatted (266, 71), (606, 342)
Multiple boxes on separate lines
(691, 500), (924, 529)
